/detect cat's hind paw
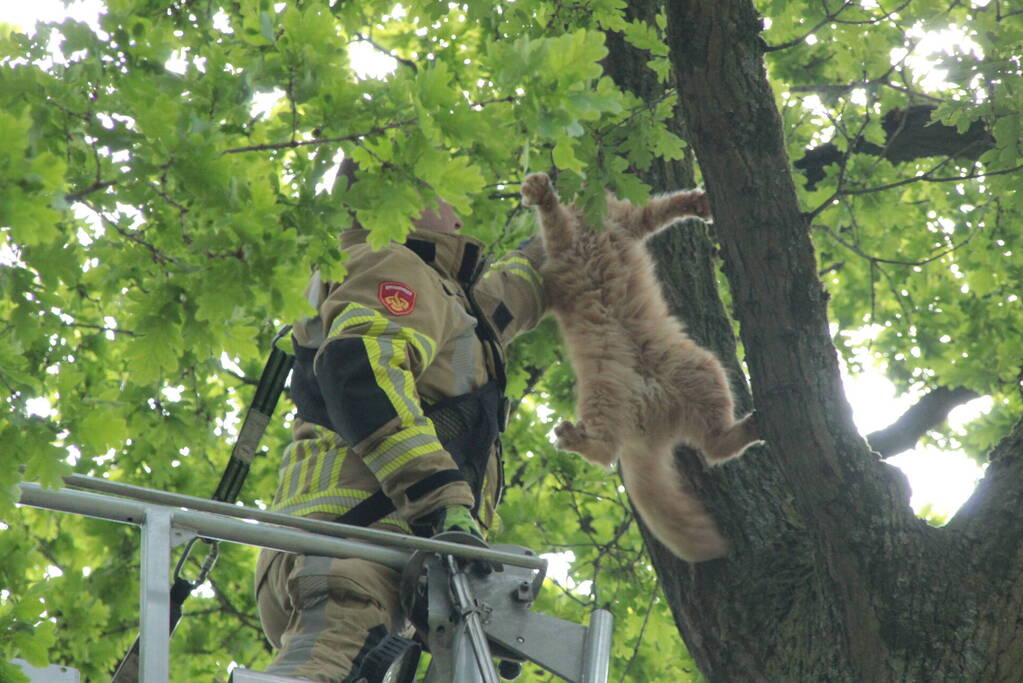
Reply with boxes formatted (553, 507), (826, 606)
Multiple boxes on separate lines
(554, 420), (583, 449)
(555, 420), (617, 467)
(703, 411), (762, 464)
(522, 172), (556, 208)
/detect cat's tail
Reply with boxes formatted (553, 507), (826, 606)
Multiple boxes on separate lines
(619, 440), (729, 563)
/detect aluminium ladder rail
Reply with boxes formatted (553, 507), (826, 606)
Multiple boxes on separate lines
(17, 478), (612, 682)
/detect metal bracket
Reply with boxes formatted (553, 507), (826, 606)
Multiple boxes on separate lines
(171, 527), (197, 549)
(401, 542), (612, 683)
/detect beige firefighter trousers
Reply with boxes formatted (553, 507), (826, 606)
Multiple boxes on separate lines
(255, 548), (406, 681)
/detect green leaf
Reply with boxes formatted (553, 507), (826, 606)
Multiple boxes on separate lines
(552, 136), (584, 175)
(78, 408), (131, 453)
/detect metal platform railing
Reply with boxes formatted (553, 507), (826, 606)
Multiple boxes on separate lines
(17, 477), (612, 683)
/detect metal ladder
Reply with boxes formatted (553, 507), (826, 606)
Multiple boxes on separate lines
(17, 477), (612, 682)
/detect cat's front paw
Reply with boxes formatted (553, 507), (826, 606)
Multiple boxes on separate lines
(691, 190), (712, 220)
(522, 172), (555, 208)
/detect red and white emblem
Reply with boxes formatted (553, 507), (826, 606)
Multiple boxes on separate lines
(378, 281), (417, 316)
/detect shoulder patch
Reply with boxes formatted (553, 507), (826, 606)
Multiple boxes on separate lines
(378, 281), (417, 316)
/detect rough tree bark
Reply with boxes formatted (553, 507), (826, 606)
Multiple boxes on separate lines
(598, 1), (1023, 681)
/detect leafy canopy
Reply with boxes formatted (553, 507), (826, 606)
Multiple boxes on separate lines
(2, 0), (1021, 681)
(0, 1), (689, 680)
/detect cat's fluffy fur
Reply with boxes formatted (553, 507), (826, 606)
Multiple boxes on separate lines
(522, 172), (760, 562)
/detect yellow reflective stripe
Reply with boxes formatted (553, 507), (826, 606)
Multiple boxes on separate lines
(377, 443), (443, 481)
(329, 303), (437, 367)
(273, 487), (371, 509)
(485, 256), (542, 286)
(294, 445), (314, 497)
(363, 336), (418, 427)
(400, 327), (437, 368)
(310, 446), (329, 492)
(326, 442), (346, 492)
(364, 422), (441, 479)
(328, 303), (382, 338)
(270, 491), (413, 533)
(275, 433), (349, 505)
(484, 256), (544, 313)
(279, 439), (316, 501)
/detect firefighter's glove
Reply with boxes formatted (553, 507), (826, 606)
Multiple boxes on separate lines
(431, 505), (484, 541)
(418, 505), (497, 575)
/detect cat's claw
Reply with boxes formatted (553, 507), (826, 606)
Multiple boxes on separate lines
(554, 420), (581, 447)
(521, 172), (555, 207)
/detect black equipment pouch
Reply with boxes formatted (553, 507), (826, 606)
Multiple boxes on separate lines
(424, 380), (504, 515)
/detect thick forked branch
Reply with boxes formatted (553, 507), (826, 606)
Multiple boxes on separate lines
(867, 385), (981, 458)
(666, 0), (919, 678)
(951, 416), (1023, 533)
(667, 1), (891, 511)
(946, 416), (1023, 665)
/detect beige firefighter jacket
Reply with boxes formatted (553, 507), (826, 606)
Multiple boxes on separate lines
(270, 227), (545, 535)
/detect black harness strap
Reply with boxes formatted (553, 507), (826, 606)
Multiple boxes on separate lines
(337, 490), (395, 527)
(213, 329), (295, 502)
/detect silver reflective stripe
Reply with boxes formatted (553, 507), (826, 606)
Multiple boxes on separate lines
(318, 438), (346, 494)
(365, 421), (439, 477)
(305, 271), (322, 309)
(449, 308), (479, 395)
(265, 556), (331, 676)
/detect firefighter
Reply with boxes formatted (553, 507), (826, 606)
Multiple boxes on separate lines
(255, 159), (546, 680)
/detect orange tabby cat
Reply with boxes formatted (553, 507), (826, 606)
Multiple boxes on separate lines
(522, 172), (760, 562)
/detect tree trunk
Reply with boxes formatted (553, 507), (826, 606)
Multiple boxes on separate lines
(595, 1), (1023, 680)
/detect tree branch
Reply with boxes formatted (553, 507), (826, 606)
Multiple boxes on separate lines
(68, 322), (138, 337)
(812, 219), (984, 268)
(765, 1), (857, 52)
(351, 33), (418, 72)
(221, 119), (416, 154)
(766, 0), (912, 51)
(867, 386), (981, 457)
(617, 578), (662, 683)
(79, 200), (181, 266)
(65, 179), (118, 202)
(949, 413), (1023, 533)
(221, 97), (514, 155)
(795, 105), (995, 189)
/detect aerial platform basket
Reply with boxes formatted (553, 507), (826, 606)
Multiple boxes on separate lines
(15, 477), (612, 683)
